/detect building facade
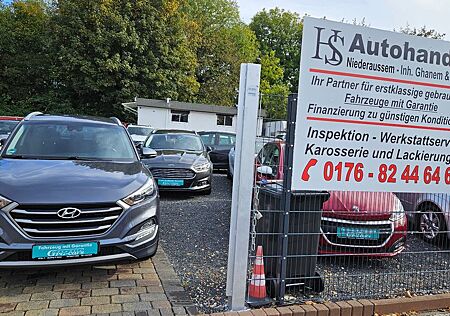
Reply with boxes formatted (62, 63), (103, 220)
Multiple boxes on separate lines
(123, 98), (264, 134)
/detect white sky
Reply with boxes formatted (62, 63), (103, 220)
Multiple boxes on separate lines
(236, 0), (450, 39)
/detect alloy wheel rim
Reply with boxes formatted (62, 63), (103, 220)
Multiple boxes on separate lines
(420, 211), (440, 240)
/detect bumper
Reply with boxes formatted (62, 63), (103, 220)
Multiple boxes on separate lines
(156, 170), (212, 192)
(0, 196), (160, 268)
(319, 216), (407, 258)
(318, 236), (406, 258)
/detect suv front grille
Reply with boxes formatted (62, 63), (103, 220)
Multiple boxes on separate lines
(10, 203), (123, 238)
(150, 168), (195, 179)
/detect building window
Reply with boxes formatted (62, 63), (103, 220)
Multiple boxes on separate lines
(217, 114), (233, 126)
(171, 110), (189, 123)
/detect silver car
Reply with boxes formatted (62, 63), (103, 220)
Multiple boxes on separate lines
(227, 136), (277, 179)
(396, 193), (450, 243)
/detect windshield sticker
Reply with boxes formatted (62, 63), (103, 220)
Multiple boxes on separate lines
(6, 148), (16, 155)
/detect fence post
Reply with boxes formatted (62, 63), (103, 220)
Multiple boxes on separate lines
(226, 63), (261, 311)
(277, 94), (298, 303)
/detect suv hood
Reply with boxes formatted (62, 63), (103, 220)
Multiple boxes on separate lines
(0, 159), (150, 205)
(142, 150), (207, 168)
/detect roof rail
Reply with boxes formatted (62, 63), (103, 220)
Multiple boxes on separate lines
(110, 117), (122, 125)
(24, 112), (43, 121)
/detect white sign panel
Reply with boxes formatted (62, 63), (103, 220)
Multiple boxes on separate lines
(292, 17), (450, 193)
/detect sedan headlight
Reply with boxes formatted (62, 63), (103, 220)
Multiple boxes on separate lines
(390, 199), (406, 224)
(0, 195), (12, 209)
(193, 161), (211, 172)
(122, 178), (155, 206)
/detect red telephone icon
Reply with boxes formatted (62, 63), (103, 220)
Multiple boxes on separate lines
(301, 159), (318, 181)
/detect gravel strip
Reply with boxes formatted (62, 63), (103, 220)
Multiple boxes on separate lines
(159, 173), (232, 313)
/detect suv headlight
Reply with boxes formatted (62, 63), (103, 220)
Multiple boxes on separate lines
(122, 178), (155, 206)
(193, 161), (211, 172)
(390, 199), (406, 224)
(0, 195), (12, 209)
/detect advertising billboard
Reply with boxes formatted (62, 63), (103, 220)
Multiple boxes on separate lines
(293, 17), (450, 192)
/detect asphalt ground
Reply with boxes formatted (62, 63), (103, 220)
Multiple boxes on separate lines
(159, 173), (450, 313)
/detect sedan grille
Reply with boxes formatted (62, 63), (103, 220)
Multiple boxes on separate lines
(9, 203), (123, 238)
(150, 168), (195, 179)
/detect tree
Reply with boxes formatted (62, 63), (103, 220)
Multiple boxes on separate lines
(0, 0), (67, 116)
(400, 24), (445, 39)
(259, 51), (289, 119)
(184, 0), (259, 106)
(250, 8), (303, 91)
(52, 0), (199, 117)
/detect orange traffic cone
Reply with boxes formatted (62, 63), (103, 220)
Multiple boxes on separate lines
(247, 245), (272, 307)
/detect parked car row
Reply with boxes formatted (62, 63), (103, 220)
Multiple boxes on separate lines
(127, 128), (237, 195)
(0, 114), (237, 267)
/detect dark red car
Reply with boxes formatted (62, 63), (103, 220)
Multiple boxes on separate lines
(256, 140), (407, 257)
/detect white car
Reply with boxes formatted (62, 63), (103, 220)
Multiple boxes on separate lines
(127, 125), (153, 145)
(396, 193), (450, 243)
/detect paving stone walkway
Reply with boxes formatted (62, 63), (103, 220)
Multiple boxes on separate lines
(0, 247), (198, 316)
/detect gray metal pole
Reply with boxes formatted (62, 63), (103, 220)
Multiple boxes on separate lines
(226, 63), (261, 311)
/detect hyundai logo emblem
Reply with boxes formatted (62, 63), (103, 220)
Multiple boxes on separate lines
(57, 207), (82, 219)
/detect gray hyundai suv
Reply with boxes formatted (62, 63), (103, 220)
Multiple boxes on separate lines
(0, 113), (159, 267)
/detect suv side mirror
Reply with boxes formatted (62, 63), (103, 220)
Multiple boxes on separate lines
(206, 146), (213, 152)
(141, 147), (157, 159)
(257, 165), (273, 176)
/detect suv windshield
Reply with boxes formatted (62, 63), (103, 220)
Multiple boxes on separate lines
(0, 120), (19, 134)
(2, 121), (137, 161)
(146, 134), (203, 152)
(128, 126), (153, 136)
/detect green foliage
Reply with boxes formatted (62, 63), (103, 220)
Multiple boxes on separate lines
(0, 0), (63, 116)
(52, 0), (199, 117)
(2, 1), (445, 121)
(185, 0), (259, 106)
(250, 8), (303, 91)
(260, 51), (289, 119)
(400, 24), (446, 39)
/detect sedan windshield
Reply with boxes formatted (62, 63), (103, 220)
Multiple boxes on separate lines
(146, 134), (203, 152)
(128, 126), (153, 136)
(2, 122), (136, 161)
(0, 120), (19, 134)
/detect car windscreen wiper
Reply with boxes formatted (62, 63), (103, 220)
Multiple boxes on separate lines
(47, 156), (100, 161)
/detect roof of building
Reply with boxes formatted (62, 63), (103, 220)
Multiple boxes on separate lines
(124, 98), (266, 117)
